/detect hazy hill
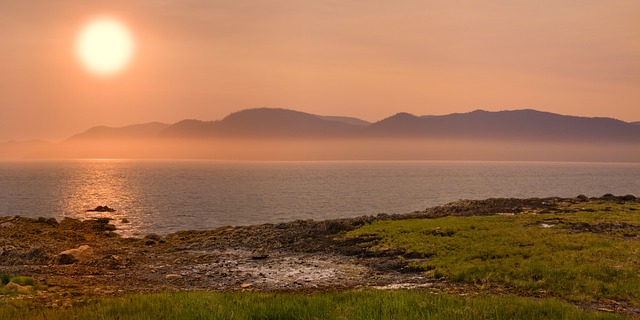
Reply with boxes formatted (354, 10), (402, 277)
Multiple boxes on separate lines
(66, 122), (170, 141)
(632, 121), (640, 126)
(368, 109), (640, 143)
(2, 108), (639, 161)
(318, 116), (371, 126)
(59, 108), (640, 143)
(160, 108), (364, 139)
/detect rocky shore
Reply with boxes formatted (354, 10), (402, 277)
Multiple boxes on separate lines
(1, 194), (638, 309)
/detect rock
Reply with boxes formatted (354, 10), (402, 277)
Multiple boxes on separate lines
(61, 245), (93, 261)
(144, 234), (164, 244)
(121, 218), (130, 223)
(34, 217), (59, 226)
(251, 248), (269, 260)
(50, 245), (93, 265)
(241, 283), (252, 288)
(87, 206), (116, 212)
(165, 274), (182, 280)
(50, 253), (78, 265)
(576, 194), (588, 202)
(24, 248), (49, 261)
(601, 193), (616, 200)
(621, 194), (637, 201)
(0, 221), (15, 228)
(4, 282), (22, 291)
(4, 282), (32, 294)
(0, 245), (17, 256)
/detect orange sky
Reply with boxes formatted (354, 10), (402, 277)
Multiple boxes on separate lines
(1, 0), (639, 141)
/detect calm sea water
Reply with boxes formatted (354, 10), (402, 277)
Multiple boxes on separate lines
(0, 160), (638, 236)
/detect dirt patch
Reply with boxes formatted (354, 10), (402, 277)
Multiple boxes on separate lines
(537, 217), (640, 237)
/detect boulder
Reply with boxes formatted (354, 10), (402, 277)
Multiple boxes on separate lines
(4, 282), (32, 294)
(61, 245), (93, 260)
(50, 245), (93, 265)
(50, 253), (79, 265)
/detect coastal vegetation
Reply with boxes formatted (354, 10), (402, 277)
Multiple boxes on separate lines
(345, 200), (640, 306)
(0, 290), (626, 320)
(0, 274), (36, 295)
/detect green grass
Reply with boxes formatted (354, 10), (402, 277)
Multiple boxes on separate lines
(0, 290), (627, 320)
(9, 276), (35, 287)
(0, 275), (36, 295)
(345, 201), (640, 305)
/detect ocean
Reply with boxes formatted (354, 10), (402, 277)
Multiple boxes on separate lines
(1, 160), (638, 236)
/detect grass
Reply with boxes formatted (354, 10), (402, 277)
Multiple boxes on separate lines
(0, 274), (36, 295)
(345, 200), (640, 305)
(0, 290), (627, 320)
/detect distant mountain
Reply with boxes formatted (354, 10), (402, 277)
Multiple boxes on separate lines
(2, 108), (639, 161)
(318, 116), (370, 126)
(368, 109), (640, 143)
(66, 122), (170, 141)
(160, 108), (364, 139)
(58, 108), (640, 143)
(632, 121), (640, 126)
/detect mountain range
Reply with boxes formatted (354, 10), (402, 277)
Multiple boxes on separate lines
(2, 108), (640, 161)
(66, 108), (640, 143)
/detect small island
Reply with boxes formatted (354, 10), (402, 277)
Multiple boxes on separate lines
(86, 206), (116, 212)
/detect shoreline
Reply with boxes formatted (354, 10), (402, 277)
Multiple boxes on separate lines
(1, 194), (638, 314)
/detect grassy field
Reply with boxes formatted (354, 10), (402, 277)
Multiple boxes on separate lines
(345, 200), (640, 305)
(0, 290), (627, 320)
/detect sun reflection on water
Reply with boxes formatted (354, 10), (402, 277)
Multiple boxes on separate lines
(60, 160), (146, 237)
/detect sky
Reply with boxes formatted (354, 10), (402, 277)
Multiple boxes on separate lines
(1, 0), (639, 141)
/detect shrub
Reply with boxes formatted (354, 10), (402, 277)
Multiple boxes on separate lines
(10, 276), (34, 286)
(0, 274), (10, 285)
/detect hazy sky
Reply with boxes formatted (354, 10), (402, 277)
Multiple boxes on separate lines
(1, 0), (639, 141)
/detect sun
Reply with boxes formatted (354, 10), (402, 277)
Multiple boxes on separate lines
(76, 17), (135, 76)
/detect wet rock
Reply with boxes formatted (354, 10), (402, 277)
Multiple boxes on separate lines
(87, 206), (116, 212)
(621, 194), (637, 201)
(144, 234), (164, 244)
(34, 217), (59, 226)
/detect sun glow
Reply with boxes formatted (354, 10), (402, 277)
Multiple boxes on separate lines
(76, 18), (135, 76)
